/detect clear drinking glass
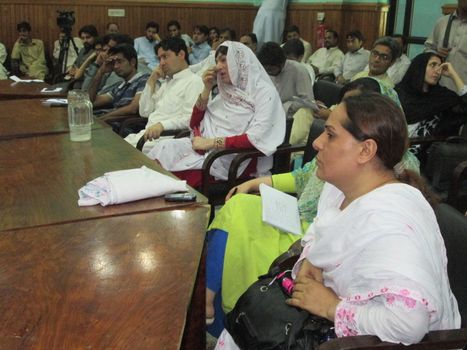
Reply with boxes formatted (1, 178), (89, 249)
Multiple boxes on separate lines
(67, 90), (93, 142)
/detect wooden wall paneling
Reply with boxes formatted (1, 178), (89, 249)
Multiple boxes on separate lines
(0, 1), (387, 67)
(341, 4), (389, 49)
(287, 4), (342, 50)
(287, 3), (388, 52)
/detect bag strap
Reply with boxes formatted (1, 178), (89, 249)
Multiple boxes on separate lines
(442, 13), (455, 48)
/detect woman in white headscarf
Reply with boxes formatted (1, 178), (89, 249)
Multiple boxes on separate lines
(147, 41), (286, 187)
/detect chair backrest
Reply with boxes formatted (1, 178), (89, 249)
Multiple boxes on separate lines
(447, 160), (467, 213)
(313, 80), (343, 108)
(435, 203), (467, 326)
(302, 118), (325, 165)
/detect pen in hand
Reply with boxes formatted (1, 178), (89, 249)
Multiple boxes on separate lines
(232, 187), (238, 196)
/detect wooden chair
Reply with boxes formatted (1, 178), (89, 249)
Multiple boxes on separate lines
(198, 118), (296, 213)
(271, 203), (467, 349)
(136, 129), (189, 151)
(118, 116), (148, 137)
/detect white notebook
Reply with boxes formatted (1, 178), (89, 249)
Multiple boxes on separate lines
(259, 183), (302, 235)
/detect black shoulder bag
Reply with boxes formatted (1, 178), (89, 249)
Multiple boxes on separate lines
(225, 270), (335, 350)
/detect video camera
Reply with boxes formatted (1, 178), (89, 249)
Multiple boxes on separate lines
(57, 10), (75, 34)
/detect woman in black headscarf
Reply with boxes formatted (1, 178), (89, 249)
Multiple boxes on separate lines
(395, 52), (467, 138)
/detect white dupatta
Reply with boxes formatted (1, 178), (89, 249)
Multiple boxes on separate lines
(293, 183), (460, 330)
(200, 41), (285, 178)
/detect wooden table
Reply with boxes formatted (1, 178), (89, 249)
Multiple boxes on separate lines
(0, 79), (66, 100)
(1, 122), (209, 349)
(0, 99), (106, 140)
(0, 207), (209, 350)
(0, 128), (207, 232)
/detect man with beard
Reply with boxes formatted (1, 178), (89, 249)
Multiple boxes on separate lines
(124, 37), (203, 154)
(88, 43), (149, 119)
(307, 29), (344, 79)
(67, 24), (98, 79)
(351, 36), (400, 87)
(80, 33), (137, 92)
(10, 21), (48, 79)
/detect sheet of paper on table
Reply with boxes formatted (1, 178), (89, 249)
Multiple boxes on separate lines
(10, 75), (44, 83)
(42, 98), (68, 107)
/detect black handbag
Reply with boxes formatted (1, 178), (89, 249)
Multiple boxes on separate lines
(225, 270), (335, 350)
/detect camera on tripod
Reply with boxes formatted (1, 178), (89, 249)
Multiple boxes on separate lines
(54, 10), (79, 80)
(57, 10), (75, 34)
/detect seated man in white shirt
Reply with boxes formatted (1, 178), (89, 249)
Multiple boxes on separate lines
(125, 37), (204, 154)
(387, 34), (411, 85)
(282, 25), (312, 63)
(307, 29), (344, 79)
(352, 36), (400, 87)
(258, 42), (314, 145)
(335, 30), (370, 85)
(134, 21), (161, 70)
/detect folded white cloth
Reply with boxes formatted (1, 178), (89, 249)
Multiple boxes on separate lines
(78, 166), (187, 206)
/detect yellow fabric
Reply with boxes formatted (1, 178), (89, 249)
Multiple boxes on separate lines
(11, 39), (48, 79)
(351, 70), (394, 88)
(209, 193), (306, 313)
(289, 107), (314, 145)
(271, 172), (296, 193)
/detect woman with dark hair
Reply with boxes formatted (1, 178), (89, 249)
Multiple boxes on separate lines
(147, 41), (285, 188)
(216, 92), (460, 349)
(395, 52), (467, 138)
(204, 78), (419, 335)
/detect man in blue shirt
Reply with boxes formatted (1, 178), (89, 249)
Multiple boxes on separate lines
(189, 25), (211, 65)
(134, 21), (160, 70)
(88, 44), (149, 119)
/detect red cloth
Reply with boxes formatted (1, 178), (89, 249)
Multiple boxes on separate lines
(225, 134), (253, 149)
(190, 106), (254, 149)
(190, 105), (205, 129)
(173, 158), (258, 188)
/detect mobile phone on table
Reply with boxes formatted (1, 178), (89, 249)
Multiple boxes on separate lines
(164, 192), (197, 202)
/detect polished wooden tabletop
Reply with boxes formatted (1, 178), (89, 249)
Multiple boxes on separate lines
(0, 79), (66, 100)
(0, 128), (207, 231)
(0, 99), (106, 140)
(0, 206), (209, 349)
